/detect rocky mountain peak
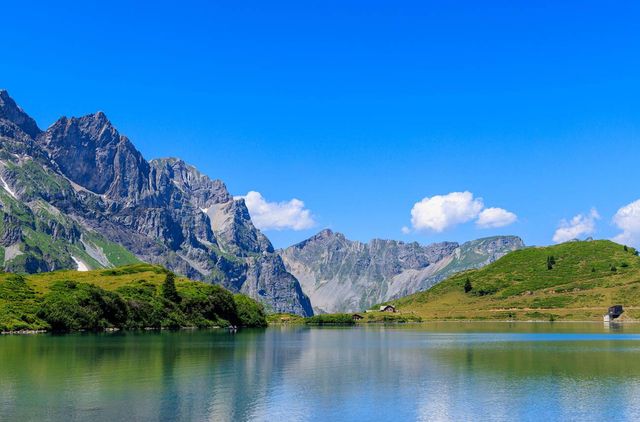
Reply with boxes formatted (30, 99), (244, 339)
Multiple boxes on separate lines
(0, 92), (314, 316)
(40, 111), (149, 197)
(0, 90), (41, 138)
(280, 232), (523, 313)
(315, 228), (337, 239)
(151, 158), (232, 205)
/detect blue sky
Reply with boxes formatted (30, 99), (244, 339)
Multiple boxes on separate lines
(2, 1), (640, 248)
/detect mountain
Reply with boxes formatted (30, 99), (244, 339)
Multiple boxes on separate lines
(279, 229), (524, 313)
(388, 240), (640, 321)
(0, 90), (312, 316)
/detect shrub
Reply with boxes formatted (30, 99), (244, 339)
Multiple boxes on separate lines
(6, 272), (269, 332)
(305, 313), (354, 326)
(234, 294), (267, 327)
(37, 281), (129, 331)
(180, 284), (238, 327)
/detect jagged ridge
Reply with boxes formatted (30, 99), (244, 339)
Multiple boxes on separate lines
(279, 229), (524, 313)
(0, 90), (313, 316)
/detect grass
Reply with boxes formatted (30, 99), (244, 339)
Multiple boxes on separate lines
(265, 311), (422, 326)
(82, 232), (141, 267)
(267, 313), (306, 324)
(305, 313), (355, 325)
(387, 240), (640, 321)
(0, 264), (267, 332)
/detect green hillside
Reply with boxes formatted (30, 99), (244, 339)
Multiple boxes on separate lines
(0, 264), (266, 332)
(388, 240), (640, 321)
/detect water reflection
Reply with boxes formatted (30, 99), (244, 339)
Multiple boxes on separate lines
(2, 323), (640, 421)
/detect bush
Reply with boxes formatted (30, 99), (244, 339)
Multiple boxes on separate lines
(4, 272), (269, 332)
(234, 294), (267, 327)
(38, 281), (128, 331)
(305, 313), (354, 326)
(180, 284), (238, 327)
(117, 281), (170, 329)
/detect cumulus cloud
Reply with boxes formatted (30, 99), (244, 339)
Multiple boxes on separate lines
(476, 207), (518, 228)
(612, 199), (640, 247)
(401, 226), (411, 234)
(552, 208), (599, 243)
(410, 191), (484, 232)
(239, 191), (315, 231)
(408, 191), (517, 233)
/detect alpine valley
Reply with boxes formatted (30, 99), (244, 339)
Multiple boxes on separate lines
(0, 90), (523, 316)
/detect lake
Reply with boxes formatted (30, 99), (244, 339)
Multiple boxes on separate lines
(2, 323), (640, 421)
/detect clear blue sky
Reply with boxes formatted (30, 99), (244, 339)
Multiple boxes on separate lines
(2, 1), (639, 248)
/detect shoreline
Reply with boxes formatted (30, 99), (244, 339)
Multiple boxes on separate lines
(0, 325), (229, 336)
(4, 319), (638, 335)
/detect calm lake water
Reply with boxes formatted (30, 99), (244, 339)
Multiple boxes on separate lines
(2, 323), (640, 421)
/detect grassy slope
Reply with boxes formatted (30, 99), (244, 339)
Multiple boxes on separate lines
(389, 240), (640, 321)
(0, 158), (141, 272)
(0, 264), (265, 331)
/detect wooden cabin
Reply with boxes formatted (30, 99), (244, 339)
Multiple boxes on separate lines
(379, 305), (396, 313)
(604, 305), (624, 322)
(608, 305), (624, 319)
(352, 313), (364, 321)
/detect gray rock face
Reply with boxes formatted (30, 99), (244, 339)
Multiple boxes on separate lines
(279, 229), (524, 313)
(0, 90), (313, 316)
(0, 90), (41, 138)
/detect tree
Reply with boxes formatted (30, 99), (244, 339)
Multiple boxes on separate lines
(546, 256), (555, 270)
(464, 278), (473, 293)
(162, 272), (181, 303)
(624, 245), (629, 252)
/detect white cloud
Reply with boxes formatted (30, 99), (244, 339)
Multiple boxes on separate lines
(476, 207), (518, 229)
(239, 191), (316, 231)
(612, 199), (640, 247)
(401, 226), (411, 234)
(552, 208), (599, 243)
(410, 191), (484, 232)
(408, 191), (517, 233)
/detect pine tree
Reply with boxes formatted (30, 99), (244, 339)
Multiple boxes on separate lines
(162, 272), (181, 303)
(546, 256), (554, 270)
(464, 278), (473, 293)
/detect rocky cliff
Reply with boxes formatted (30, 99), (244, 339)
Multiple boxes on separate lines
(0, 90), (313, 316)
(279, 229), (524, 313)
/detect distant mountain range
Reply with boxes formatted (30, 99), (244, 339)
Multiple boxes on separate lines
(0, 90), (524, 316)
(279, 229), (524, 313)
